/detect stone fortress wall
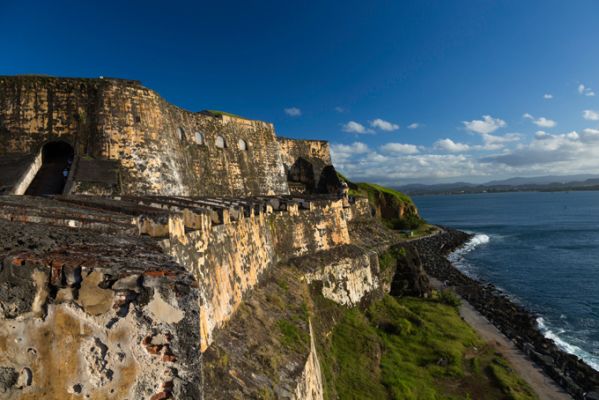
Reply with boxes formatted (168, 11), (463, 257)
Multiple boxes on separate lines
(0, 193), (373, 399)
(0, 75), (385, 399)
(0, 76), (337, 197)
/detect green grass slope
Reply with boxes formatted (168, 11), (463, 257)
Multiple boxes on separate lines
(314, 293), (537, 400)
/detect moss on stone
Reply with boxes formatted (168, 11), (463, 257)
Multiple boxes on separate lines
(336, 173), (425, 230)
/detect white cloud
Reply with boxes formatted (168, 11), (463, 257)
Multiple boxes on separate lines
(342, 121), (374, 134)
(535, 130), (549, 139)
(482, 132), (520, 145)
(583, 109), (599, 121)
(330, 142), (370, 164)
(534, 117), (556, 128)
(544, 94), (553, 100)
(331, 142), (369, 155)
(333, 126), (599, 185)
(579, 84), (595, 97)
(482, 129), (599, 168)
(284, 107), (302, 117)
(370, 118), (400, 132)
(331, 142), (369, 154)
(523, 113), (556, 128)
(335, 106), (346, 113)
(332, 150), (490, 185)
(408, 123), (420, 129)
(463, 115), (506, 135)
(380, 142), (419, 154)
(434, 138), (470, 153)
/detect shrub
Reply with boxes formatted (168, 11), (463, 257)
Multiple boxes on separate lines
(438, 289), (462, 308)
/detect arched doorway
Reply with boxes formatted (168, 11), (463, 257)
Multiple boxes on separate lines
(288, 157), (315, 193)
(25, 141), (75, 195)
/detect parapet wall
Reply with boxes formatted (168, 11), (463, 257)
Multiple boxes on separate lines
(0, 76), (289, 196)
(0, 193), (382, 399)
(162, 197), (351, 350)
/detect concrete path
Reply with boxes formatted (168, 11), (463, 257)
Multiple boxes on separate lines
(430, 278), (572, 400)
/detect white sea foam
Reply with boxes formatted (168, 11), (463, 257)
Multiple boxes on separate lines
(448, 233), (599, 372)
(537, 317), (599, 372)
(447, 233), (490, 277)
(465, 233), (490, 248)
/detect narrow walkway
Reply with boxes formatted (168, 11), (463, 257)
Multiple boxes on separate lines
(430, 278), (572, 400)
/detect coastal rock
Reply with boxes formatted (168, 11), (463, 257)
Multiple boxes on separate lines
(586, 390), (599, 400)
(390, 246), (432, 298)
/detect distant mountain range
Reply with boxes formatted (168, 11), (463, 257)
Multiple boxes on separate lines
(396, 174), (599, 195)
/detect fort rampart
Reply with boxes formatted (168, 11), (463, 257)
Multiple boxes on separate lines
(0, 76), (337, 197)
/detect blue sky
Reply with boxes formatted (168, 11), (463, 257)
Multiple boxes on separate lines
(1, 1), (599, 184)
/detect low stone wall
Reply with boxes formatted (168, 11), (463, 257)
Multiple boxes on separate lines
(0, 155), (38, 194)
(11, 151), (42, 195)
(67, 158), (120, 195)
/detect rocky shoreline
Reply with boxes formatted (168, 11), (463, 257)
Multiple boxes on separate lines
(404, 228), (599, 400)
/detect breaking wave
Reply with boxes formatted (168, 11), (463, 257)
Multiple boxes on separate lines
(448, 232), (599, 372)
(447, 233), (490, 277)
(537, 317), (599, 372)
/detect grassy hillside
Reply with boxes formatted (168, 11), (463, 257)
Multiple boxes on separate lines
(338, 173), (424, 230)
(314, 293), (537, 400)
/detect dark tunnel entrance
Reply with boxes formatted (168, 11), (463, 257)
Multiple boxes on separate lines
(25, 141), (74, 195)
(287, 157), (316, 193)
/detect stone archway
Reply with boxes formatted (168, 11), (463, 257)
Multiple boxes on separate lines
(25, 141), (75, 195)
(288, 157), (316, 193)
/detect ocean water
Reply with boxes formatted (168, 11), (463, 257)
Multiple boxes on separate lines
(413, 191), (599, 371)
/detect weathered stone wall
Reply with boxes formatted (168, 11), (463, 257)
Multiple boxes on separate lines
(278, 137), (334, 192)
(0, 76), (289, 196)
(0, 192), (395, 399)
(278, 137), (332, 169)
(270, 199), (351, 259)
(303, 245), (380, 306)
(0, 220), (202, 400)
(161, 211), (275, 352)
(162, 198), (351, 351)
(343, 197), (372, 221)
